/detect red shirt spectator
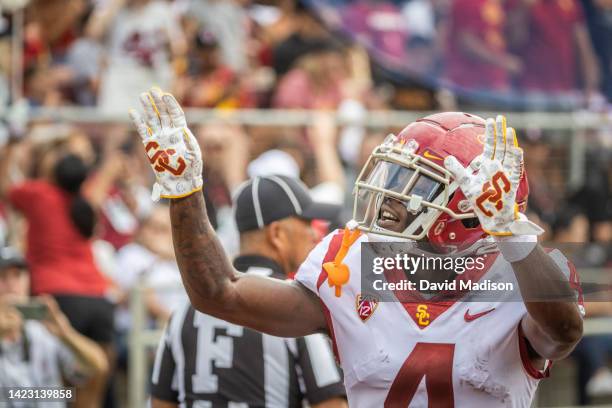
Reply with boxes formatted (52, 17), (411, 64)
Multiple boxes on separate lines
(183, 66), (255, 109)
(274, 68), (343, 109)
(97, 187), (138, 251)
(509, 0), (586, 92)
(446, 0), (515, 91)
(8, 181), (107, 296)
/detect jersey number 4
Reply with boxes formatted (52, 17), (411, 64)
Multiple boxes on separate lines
(385, 342), (455, 408)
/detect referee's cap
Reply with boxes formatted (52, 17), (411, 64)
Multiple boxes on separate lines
(234, 175), (341, 233)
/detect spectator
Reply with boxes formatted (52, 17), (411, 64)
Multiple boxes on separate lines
(23, 63), (75, 107)
(445, 0), (522, 92)
(0, 247), (108, 407)
(551, 205), (590, 243)
(271, 2), (332, 77)
(110, 202), (186, 377)
(573, 301), (612, 404)
(85, 129), (150, 250)
(24, 0), (87, 62)
(273, 42), (347, 109)
(182, 0), (248, 72)
(22, 0), (90, 106)
(114, 203), (187, 328)
(342, 0), (408, 65)
(582, 0), (612, 102)
(571, 147), (612, 241)
(150, 176), (346, 408)
(177, 30), (255, 108)
(64, 8), (104, 106)
(86, 0), (187, 114)
(0, 135), (114, 407)
(247, 113), (346, 206)
(195, 122), (249, 255)
(506, 0), (600, 97)
(523, 137), (563, 227)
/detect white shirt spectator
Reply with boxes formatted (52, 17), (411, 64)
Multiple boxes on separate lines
(98, 1), (182, 114)
(114, 243), (186, 331)
(0, 320), (84, 408)
(186, 0), (248, 71)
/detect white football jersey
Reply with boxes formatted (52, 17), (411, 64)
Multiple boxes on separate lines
(295, 230), (580, 408)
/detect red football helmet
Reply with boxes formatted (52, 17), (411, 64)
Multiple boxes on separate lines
(353, 112), (529, 253)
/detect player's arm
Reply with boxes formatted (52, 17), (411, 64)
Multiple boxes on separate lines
(170, 193), (327, 336)
(509, 245), (583, 360)
(445, 116), (583, 361)
(129, 88), (327, 338)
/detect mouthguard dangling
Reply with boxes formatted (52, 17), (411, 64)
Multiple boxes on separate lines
(323, 227), (362, 297)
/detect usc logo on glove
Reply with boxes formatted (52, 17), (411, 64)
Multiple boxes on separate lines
(475, 171), (511, 217)
(145, 141), (187, 176)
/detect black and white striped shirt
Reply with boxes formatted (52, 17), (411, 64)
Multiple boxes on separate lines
(150, 255), (345, 408)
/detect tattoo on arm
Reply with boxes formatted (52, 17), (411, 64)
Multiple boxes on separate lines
(169, 193), (326, 336)
(170, 192), (236, 304)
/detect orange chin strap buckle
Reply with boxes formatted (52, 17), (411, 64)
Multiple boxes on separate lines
(323, 227), (362, 297)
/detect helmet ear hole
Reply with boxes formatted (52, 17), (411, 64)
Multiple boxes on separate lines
(461, 217), (480, 229)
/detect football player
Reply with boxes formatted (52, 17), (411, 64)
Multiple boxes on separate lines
(129, 87), (583, 407)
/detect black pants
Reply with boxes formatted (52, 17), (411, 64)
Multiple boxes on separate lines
(54, 294), (115, 344)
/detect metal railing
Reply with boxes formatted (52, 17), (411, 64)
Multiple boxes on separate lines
(4, 105), (602, 193)
(15, 106), (612, 129)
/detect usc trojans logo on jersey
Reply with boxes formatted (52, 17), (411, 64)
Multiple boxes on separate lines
(356, 294), (379, 322)
(416, 304), (430, 326)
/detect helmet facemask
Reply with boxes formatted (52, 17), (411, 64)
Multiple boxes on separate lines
(353, 134), (476, 241)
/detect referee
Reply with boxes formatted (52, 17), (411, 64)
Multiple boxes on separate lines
(150, 176), (347, 408)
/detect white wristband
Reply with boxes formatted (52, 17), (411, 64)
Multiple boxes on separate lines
(494, 234), (538, 263)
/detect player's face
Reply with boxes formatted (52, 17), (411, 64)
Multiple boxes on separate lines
(0, 267), (29, 302)
(377, 197), (413, 233)
(361, 158), (441, 236)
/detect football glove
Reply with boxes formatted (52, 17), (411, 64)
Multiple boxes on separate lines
(129, 87), (203, 201)
(444, 115), (543, 238)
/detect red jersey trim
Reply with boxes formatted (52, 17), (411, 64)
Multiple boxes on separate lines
(518, 321), (551, 380)
(316, 231), (344, 291)
(315, 230), (345, 363)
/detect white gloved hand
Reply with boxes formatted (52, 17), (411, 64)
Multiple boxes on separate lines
(129, 87), (203, 201)
(444, 115), (543, 237)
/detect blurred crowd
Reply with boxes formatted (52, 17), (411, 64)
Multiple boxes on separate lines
(0, 0), (609, 407)
(0, 0), (610, 110)
(1, 0), (387, 112)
